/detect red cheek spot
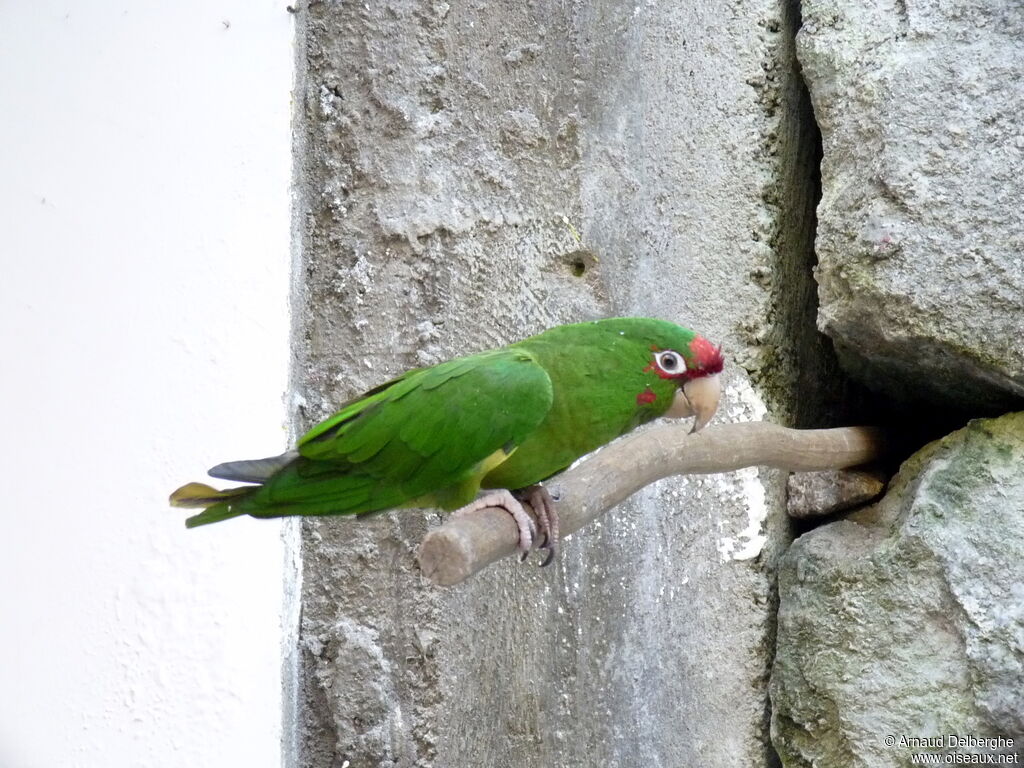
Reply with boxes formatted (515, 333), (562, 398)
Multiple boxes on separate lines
(636, 387), (657, 405)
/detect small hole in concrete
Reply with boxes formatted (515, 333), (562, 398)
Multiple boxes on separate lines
(562, 249), (595, 278)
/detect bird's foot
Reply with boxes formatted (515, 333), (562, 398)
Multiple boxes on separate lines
(516, 484), (560, 567)
(451, 489), (537, 560)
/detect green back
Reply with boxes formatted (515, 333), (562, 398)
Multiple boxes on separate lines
(234, 348), (553, 517)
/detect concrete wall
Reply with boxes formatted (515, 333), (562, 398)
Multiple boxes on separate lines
(290, 1), (825, 765)
(0, 3), (292, 766)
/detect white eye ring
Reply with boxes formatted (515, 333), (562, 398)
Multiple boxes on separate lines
(655, 350), (683, 374)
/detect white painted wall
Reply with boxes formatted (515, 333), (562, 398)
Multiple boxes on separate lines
(0, 3), (293, 766)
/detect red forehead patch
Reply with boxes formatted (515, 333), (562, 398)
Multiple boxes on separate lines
(688, 336), (724, 375)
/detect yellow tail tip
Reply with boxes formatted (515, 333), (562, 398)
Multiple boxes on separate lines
(169, 482), (228, 508)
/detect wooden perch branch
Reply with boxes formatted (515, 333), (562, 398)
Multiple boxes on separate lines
(416, 422), (885, 587)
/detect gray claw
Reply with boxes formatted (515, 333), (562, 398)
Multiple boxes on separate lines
(518, 485), (560, 567)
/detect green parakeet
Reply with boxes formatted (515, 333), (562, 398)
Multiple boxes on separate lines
(170, 317), (724, 563)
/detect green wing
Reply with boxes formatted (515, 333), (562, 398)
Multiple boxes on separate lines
(238, 348), (554, 518)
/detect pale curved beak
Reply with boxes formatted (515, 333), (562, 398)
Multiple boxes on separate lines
(681, 374), (722, 434)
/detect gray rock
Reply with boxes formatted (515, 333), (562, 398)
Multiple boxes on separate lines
(798, 0), (1024, 410)
(787, 468), (886, 519)
(771, 412), (1024, 767)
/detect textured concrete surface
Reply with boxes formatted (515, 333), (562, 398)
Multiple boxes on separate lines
(289, 0), (826, 765)
(798, 0), (1024, 411)
(771, 413), (1024, 768)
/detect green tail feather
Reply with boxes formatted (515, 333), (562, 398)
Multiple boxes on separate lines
(184, 502), (247, 529)
(169, 482), (256, 528)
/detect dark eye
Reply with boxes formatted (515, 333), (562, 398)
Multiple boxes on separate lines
(655, 350), (682, 373)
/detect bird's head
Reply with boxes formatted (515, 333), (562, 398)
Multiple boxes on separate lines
(643, 331), (724, 434)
